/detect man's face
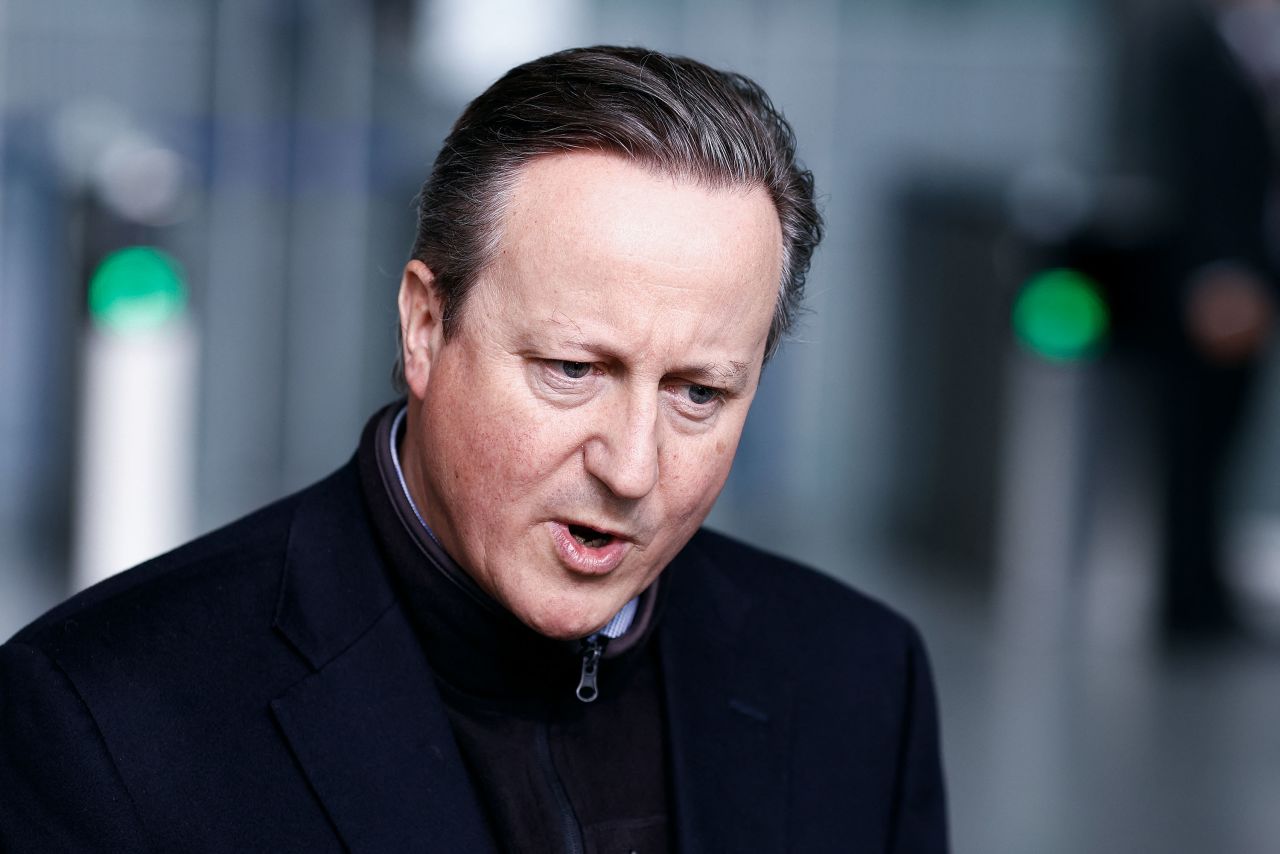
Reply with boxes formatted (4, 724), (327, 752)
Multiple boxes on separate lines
(398, 152), (783, 639)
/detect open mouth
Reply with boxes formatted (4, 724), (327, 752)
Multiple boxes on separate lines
(550, 520), (630, 575)
(568, 524), (613, 549)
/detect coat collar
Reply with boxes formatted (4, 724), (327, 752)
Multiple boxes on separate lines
(267, 449), (792, 853)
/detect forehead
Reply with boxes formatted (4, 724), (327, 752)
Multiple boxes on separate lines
(502, 153), (778, 268)
(470, 151), (784, 361)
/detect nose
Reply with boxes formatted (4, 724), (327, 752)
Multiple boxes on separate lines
(583, 391), (660, 500)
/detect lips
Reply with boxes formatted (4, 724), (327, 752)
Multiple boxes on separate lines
(549, 520), (631, 575)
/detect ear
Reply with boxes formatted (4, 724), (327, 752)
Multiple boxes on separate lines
(398, 260), (446, 400)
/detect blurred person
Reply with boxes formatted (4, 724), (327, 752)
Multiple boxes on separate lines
(0, 47), (947, 852)
(1112, 0), (1278, 638)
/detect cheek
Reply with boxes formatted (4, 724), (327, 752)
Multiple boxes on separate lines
(661, 434), (739, 515)
(443, 394), (585, 501)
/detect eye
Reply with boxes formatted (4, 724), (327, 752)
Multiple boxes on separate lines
(556, 361), (592, 379)
(686, 384), (720, 406)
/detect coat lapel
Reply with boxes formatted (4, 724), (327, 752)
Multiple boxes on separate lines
(268, 463), (496, 853)
(270, 605), (495, 853)
(660, 537), (793, 853)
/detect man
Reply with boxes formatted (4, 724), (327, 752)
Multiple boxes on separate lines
(1, 47), (947, 852)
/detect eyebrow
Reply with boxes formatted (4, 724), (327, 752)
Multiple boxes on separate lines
(560, 336), (753, 391)
(680, 360), (752, 390)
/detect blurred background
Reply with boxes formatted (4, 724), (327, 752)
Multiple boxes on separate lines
(3, 0), (1280, 850)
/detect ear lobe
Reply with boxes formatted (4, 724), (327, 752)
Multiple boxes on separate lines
(398, 260), (446, 400)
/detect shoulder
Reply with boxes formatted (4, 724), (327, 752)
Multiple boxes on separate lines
(0, 463), (370, 850)
(9, 491), (299, 656)
(675, 526), (937, 735)
(683, 527), (924, 653)
(0, 481), (307, 850)
(4, 462), (364, 675)
(671, 527), (932, 725)
(676, 529), (947, 849)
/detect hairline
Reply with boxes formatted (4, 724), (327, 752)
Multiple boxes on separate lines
(428, 147), (793, 348)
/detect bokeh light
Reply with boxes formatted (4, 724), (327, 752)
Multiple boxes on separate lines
(88, 246), (187, 333)
(1012, 268), (1109, 362)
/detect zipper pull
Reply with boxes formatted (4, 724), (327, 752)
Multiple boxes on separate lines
(576, 636), (606, 703)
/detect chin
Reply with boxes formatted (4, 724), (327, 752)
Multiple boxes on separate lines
(517, 595), (620, 641)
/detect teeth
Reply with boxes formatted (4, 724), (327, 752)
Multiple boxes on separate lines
(569, 525), (610, 548)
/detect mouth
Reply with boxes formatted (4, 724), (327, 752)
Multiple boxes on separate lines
(549, 521), (631, 575)
(567, 523), (615, 549)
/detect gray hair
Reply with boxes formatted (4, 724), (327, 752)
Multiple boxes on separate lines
(395, 45), (823, 388)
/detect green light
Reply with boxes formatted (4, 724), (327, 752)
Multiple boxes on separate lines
(1013, 268), (1108, 362)
(88, 247), (187, 333)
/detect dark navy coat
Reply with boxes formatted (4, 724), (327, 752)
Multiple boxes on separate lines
(0, 460), (947, 852)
